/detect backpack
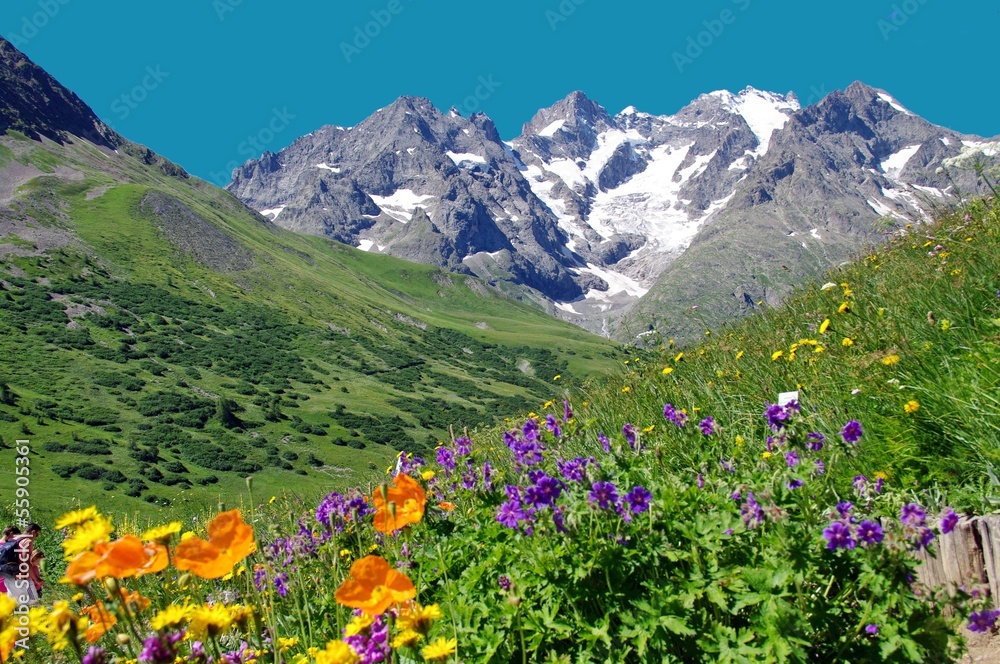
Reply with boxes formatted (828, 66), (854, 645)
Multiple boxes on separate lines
(0, 539), (21, 573)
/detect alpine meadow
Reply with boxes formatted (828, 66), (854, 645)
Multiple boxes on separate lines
(0, 3), (1000, 662)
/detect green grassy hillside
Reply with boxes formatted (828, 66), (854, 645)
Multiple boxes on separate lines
(0, 131), (621, 520)
(582, 197), (1000, 505)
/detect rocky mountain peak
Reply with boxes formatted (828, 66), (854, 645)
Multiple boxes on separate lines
(0, 37), (117, 148)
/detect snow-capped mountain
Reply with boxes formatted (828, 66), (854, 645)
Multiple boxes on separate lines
(227, 84), (997, 338)
(510, 87), (801, 323)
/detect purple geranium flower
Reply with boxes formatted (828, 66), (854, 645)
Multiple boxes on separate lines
(807, 432), (825, 451)
(785, 450), (799, 468)
(740, 492), (764, 529)
(622, 424), (637, 449)
(857, 520), (884, 546)
(598, 431), (611, 453)
(496, 500), (526, 529)
(699, 417), (716, 436)
(663, 403), (687, 427)
(455, 437), (472, 457)
(840, 420), (863, 444)
(940, 508), (959, 535)
(901, 503), (927, 526)
(589, 481), (619, 509)
(764, 402), (790, 431)
(625, 486), (653, 513)
(865, 624), (878, 635)
(83, 648), (109, 664)
(968, 610), (1000, 633)
(524, 473), (563, 509)
(546, 414), (562, 438)
(823, 521), (856, 550)
(437, 447), (456, 472)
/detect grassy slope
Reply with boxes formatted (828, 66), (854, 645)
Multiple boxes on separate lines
(581, 198), (1000, 507)
(0, 133), (621, 522)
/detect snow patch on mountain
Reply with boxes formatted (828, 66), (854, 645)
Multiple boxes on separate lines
(881, 144), (922, 178)
(260, 206), (285, 220)
(877, 92), (914, 116)
(369, 189), (435, 223)
(446, 151), (487, 167)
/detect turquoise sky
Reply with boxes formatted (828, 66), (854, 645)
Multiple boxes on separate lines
(2, 0), (996, 184)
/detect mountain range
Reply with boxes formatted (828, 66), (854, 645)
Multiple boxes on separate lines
(229, 83), (999, 339)
(0, 37), (617, 514)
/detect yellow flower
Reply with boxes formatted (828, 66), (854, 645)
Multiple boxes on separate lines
(392, 629), (423, 648)
(188, 604), (235, 640)
(904, 400), (921, 414)
(140, 522), (182, 543)
(421, 470), (436, 481)
(0, 595), (15, 621)
(269, 496), (278, 504)
(55, 507), (101, 530)
(735, 436), (744, 447)
(838, 302), (850, 314)
(621, 386), (631, 393)
(543, 401), (553, 409)
(278, 637), (301, 652)
(642, 425), (655, 434)
(315, 641), (359, 664)
(397, 603), (442, 635)
(150, 604), (193, 631)
(771, 350), (784, 361)
(421, 637), (458, 661)
(735, 350), (744, 360)
(762, 452), (772, 460)
(940, 319), (951, 331)
(818, 319), (831, 334)
(61, 515), (114, 559)
(661, 366), (674, 376)
(814, 346), (824, 354)
(882, 355), (900, 366)
(842, 337), (854, 347)
(553, 375), (561, 381)
(674, 352), (684, 363)
(344, 614), (373, 637)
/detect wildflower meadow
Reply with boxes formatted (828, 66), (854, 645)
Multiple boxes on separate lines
(3, 196), (1000, 662)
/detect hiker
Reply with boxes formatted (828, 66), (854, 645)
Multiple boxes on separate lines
(0, 523), (42, 604)
(0, 527), (19, 594)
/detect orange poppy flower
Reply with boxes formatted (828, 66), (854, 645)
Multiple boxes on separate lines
(438, 502), (455, 511)
(372, 474), (427, 533)
(335, 555), (415, 616)
(81, 603), (117, 643)
(62, 537), (168, 585)
(173, 510), (256, 579)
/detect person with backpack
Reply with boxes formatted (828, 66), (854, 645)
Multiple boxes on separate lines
(0, 526), (19, 594)
(0, 523), (41, 605)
